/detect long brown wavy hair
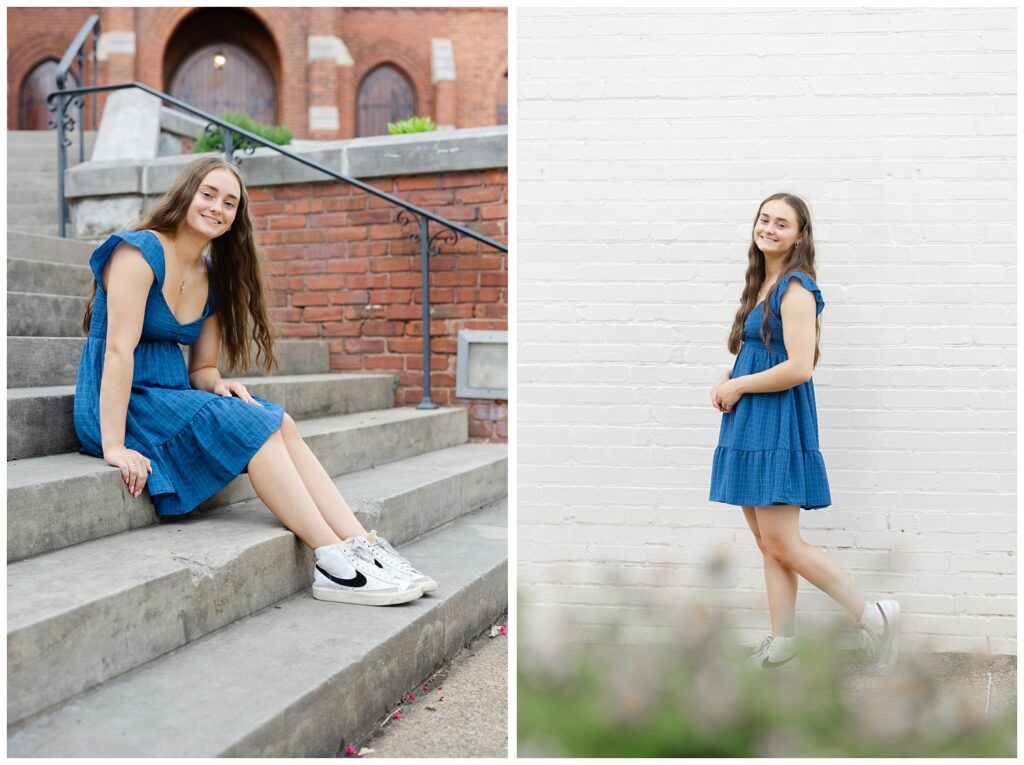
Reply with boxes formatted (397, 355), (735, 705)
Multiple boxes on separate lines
(727, 192), (821, 367)
(82, 155), (278, 374)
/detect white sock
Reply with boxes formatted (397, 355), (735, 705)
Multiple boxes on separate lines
(860, 601), (883, 634)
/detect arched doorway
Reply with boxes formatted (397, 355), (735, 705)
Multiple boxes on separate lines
(19, 59), (78, 130)
(357, 65), (417, 137)
(169, 43), (275, 124)
(164, 9), (279, 125)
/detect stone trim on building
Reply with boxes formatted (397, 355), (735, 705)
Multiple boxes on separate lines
(431, 38), (456, 83)
(307, 35), (354, 66)
(65, 126), (507, 206)
(96, 31), (135, 61)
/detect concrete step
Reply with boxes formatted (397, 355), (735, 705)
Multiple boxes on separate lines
(8, 373), (395, 461)
(8, 406), (468, 562)
(7, 453), (506, 727)
(8, 129), (98, 147)
(8, 291), (86, 336)
(5, 159), (59, 172)
(6, 152), (92, 172)
(7, 142), (97, 155)
(7, 230), (96, 264)
(8, 223), (61, 238)
(7, 158), (62, 172)
(4, 154), (91, 165)
(8, 336), (332, 388)
(8, 258), (92, 296)
(7, 498), (507, 756)
(6, 203), (62, 224)
(5, 175), (68, 194)
(5, 187), (60, 205)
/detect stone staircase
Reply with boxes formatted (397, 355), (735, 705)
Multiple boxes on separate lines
(7, 129), (98, 237)
(6, 132), (508, 757)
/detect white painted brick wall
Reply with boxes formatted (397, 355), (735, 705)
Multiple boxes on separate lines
(517, 7), (1016, 655)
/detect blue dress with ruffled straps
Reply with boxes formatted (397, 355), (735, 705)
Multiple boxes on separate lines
(73, 229), (284, 516)
(710, 271), (831, 510)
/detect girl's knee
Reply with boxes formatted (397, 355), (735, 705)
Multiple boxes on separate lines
(751, 533), (768, 557)
(761, 531), (799, 567)
(249, 429), (283, 469)
(280, 411), (299, 439)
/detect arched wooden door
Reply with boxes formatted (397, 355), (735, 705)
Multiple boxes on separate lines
(357, 65), (417, 137)
(19, 60), (78, 130)
(168, 42), (276, 124)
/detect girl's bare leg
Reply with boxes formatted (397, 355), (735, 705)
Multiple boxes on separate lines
(278, 413), (368, 540)
(755, 505), (867, 620)
(247, 429), (343, 550)
(743, 506), (797, 636)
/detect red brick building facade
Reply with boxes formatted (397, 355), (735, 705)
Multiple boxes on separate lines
(8, 6), (508, 137)
(252, 166), (508, 438)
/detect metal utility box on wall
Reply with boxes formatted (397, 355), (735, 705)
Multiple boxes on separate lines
(456, 330), (508, 399)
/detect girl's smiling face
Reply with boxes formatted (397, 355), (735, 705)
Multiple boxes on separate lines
(754, 199), (802, 254)
(187, 168), (240, 237)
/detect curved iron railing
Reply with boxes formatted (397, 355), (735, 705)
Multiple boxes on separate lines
(50, 14), (100, 166)
(46, 81), (508, 410)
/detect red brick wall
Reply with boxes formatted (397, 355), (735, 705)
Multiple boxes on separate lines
(7, 7), (508, 138)
(6, 7), (97, 129)
(251, 169), (508, 442)
(341, 8), (508, 135)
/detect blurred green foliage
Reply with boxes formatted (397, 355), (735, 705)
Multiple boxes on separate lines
(518, 618), (1015, 757)
(387, 116), (437, 134)
(191, 112), (292, 154)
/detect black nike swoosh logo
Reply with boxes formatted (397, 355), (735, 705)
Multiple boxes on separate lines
(762, 653), (796, 669)
(315, 564), (367, 588)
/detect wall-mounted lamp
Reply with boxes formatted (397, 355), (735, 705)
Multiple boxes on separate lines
(213, 52), (226, 69)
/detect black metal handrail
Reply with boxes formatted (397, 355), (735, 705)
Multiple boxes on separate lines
(52, 14), (100, 166)
(46, 81), (508, 409)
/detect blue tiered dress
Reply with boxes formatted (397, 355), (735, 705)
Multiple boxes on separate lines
(710, 271), (831, 510)
(73, 229), (285, 516)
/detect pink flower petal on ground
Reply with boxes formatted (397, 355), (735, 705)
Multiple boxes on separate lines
(422, 683), (430, 692)
(500, 624), (508, 636)
(393, 710), (402, 720)
(438, 685), (443, 691)
(345, 745), (356, 756)
(407, 692), (416, 701)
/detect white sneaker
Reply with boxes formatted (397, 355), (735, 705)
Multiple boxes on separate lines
(751, 635), (799, 672)
(859, 600), (901, 671)
(361, 530), (438, 593)
(747, 635), (774, 668)
(312, 538), (423, 606)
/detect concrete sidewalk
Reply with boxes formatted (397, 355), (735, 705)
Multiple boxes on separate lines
(351, 614), (508, 758)
(846, 651), (1016, 719)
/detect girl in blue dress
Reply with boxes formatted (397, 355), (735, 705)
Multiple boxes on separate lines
(709, 193), (900, 671)
(74, 156), (435, 606)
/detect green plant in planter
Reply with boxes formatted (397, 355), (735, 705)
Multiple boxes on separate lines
(191, 112), (292, 154)
(387, 116), (437, 134)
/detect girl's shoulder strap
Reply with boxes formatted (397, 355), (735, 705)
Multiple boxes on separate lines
(772, 271), (824, 316)
(88, 229), (163, 290)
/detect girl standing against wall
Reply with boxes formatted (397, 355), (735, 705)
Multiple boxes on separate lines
(709, 193), (900, 671)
